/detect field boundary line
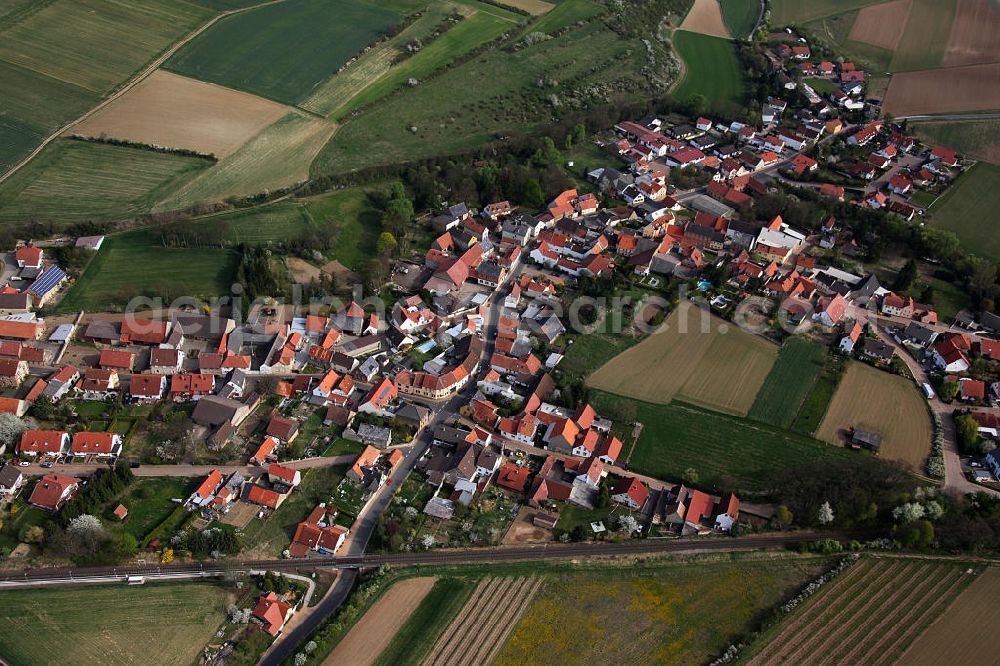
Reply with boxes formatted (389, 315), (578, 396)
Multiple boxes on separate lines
(423, 576), (498, 665)
(846, 567), (965, 665)
(879, 569), (981, 664)
(444, 578), (528, 666)
(793, 562), (935, 664)
(479, 576), (542, 665)
(0, 0), (292, 186)
(749, 559), (892, 665)
(461, 576), (536, 665)
(778, 561), (924, 664)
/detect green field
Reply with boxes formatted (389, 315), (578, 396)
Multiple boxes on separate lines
(912, 119), (1000, 166)
(156, 113), (338, 211)
(303, 186), (384, 270)
(374, 578), (476, 665)
(498, 557), (831, 665)
(299, 3), (461, 117)
(326, 9), (517, 119)
(0, 0), (213, 93)
(166, 0), (404, 104)
(930, 162), (1000, 260)
(591, 391), (858, 492)
(56, 227), (239, 312)
(720, 0), (759, 39)
(313, 20), (646, 175)
(0, 582), (231, 665)
(195, 201), (317, 245)
(769, 0), (885, 25)
(0, 60), (98, 172)
(671, 30), (745, 113)
(790, 354), (844, 435)
(0, 140), (211, 225)
(749, 337), (827, 428)
(528, 0), (604, 34)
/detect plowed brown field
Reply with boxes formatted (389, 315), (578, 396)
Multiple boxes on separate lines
(943, 0), (1000, 67)
(324, 577), (438, 666)
(883, 62), (1000, 115)
(68, 70), (289, 158)
(849, 0), (911, 50)
(680, 0), (732, 39)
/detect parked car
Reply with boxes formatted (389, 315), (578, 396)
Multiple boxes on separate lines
(40, 462), (53, 469)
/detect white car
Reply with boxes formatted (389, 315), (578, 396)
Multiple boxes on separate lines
(19, 461), (31, 467)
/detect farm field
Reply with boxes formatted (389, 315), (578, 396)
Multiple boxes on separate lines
(748, 337), (827, 428)
(156, 113), (337, 211)
(848, 0), (910, 51)
(311, 20), (646, 175)
(55, 227), (239, 313)
(0, 60), (98, 173)
(588, 307), (775, 411)
(671, 30), (745, 113)
(679, 0), (731, 39)
(816, 361), (932, 469)
(498, 556), (831, 665)
(165, 0), (404, 104)
(372, 577), (475, 666)
(529, 0), (604, 34)
(720, 0), (760, 39)
(0, 140), (210, 225)
(802, 11), (895, 73)
(675, 326), (777, 416)
(888, 0), (956, 72)
(942, 0), (1000, 67)
(591, 391), (859, 491)
(322, 8), (517, 120)
(747, 558), (979, 666)
(326, 576), (440, 666)
(424, 576), (543, 666)
(883, 63), (1000, 115)
(898, 567), (1000, 666)
(68, 70), (291, 159)
(912, 119), (1000, 165)
(299, 3), (462, 118)
(0, 582), (231, 665)
(0, 0), (213, 94)
(497, 0), (554, 14)
(769, 0), (884, 25)
(928, 162), (1000, 259)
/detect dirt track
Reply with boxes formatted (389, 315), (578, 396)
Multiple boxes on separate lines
(323, 576), (438, 666)
(679, 0), (731, 39)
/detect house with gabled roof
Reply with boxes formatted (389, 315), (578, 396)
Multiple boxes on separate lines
(289, 504), (348, 557)
(253, 592), (295, 636)
(18, 430), (69, 457)
(28, 473), (79, 511)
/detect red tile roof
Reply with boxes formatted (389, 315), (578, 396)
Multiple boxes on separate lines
(99, 349), (134, 369)
(18, 430), (66, 454)
(28, 473), (79, 510)
(71, 432), (119, 455)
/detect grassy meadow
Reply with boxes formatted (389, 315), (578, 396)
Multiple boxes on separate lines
(671, 30), (745, 113)
(0, 140), (211, 225)
(930, 162), (1000, 260)
(720, 0), (760, 39)
(166, 0), (404, 104)
(591, 391), (859, 491)
(56, 227), (239, 312)
(0, 582), (232, 665)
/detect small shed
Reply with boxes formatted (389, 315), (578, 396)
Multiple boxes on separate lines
(533, 513), (558, 529)
(850, 429), (882, 453)
(113, 504), (128, 520)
